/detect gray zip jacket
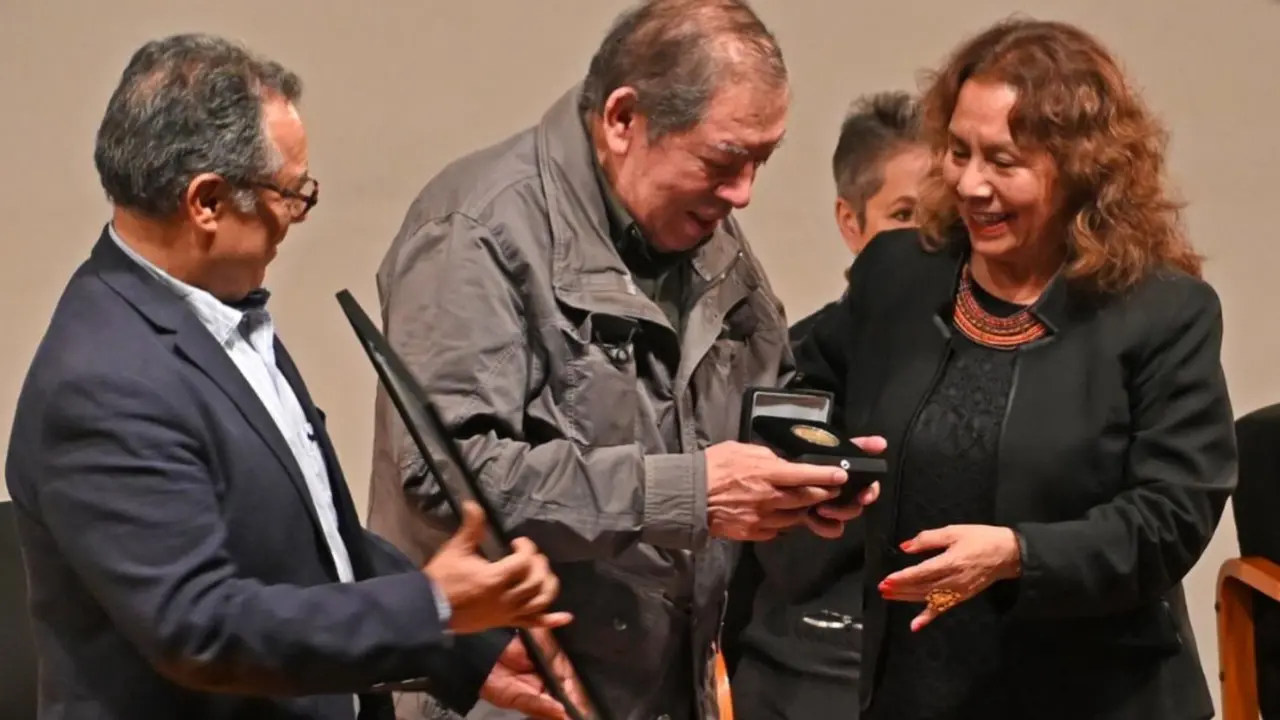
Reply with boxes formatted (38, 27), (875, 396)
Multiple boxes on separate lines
(366, 85), (793, 720)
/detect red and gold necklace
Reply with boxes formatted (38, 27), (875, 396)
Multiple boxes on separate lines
(952, 265), (1047, 349)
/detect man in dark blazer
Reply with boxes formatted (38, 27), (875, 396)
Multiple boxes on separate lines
(4, 33), (575, 720)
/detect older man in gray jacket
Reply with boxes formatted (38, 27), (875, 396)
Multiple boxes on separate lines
(367, 2), (883, 719)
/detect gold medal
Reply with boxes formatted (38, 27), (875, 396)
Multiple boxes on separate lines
(791, 424), (839, 448)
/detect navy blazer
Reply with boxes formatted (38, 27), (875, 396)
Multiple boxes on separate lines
(4, 229), (508, 720)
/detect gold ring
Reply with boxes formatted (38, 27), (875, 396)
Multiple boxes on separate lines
(925, 588), (963, 614)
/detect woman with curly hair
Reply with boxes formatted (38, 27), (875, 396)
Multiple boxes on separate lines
(793, 17), (1236, 720)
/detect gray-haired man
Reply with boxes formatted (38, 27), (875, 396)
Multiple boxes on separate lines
(367, 2), (885, 719)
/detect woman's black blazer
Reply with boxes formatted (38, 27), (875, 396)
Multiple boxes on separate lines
(791, 229), (1237, 720)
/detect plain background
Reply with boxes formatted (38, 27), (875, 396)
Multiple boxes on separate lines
(2, 0), (1277, 714)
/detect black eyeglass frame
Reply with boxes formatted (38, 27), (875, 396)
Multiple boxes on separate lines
(249, 177), (319, 219)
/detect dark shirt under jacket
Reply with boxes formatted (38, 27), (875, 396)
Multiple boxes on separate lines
(793, 228), (1236, 720)
(4, 231), (508, 720)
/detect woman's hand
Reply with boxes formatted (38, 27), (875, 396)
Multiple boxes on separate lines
(878, 524), (1022, 632)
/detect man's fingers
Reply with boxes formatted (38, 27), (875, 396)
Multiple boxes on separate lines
(548, 649), (591, 714)
(510, 536), (537, 551)
(502, 551), (555, 611)
(486, 676), (567, 720)
(731, 527), (779, 542)
(509, 691), (569, 720)
(765, 485), (839, 510)
(490, 538), (542, 586)
(858, 481), (880, 506)
(525, 611), (574, 629)
(502, 579), (546, 616)
(499, 637), (535, 671)
(449, 500), (488, 551)
(510, 574), (560, 624)
(814, 500), (864, 522)
(765, 461), (848, 488)
(803, 513), (845, 539)
(850, 435), (888, 455)
(749, 508), (809, 535)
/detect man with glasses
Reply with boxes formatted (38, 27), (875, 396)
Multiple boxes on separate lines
(5, 33), (577, 720)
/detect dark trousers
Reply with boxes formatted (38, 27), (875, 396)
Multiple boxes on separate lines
(731, 652), (860, 720)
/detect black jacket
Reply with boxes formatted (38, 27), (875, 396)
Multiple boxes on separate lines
(791, 229), (1236, 719)
(787, 300), (841, 348)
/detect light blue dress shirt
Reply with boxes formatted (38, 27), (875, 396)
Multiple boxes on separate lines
(109, 225), (357, 582)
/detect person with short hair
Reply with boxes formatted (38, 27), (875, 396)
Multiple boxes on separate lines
(365, 2), (883, 718)
(832, 91), (929, 256)
(789, 91), (928, 344)
(5, 33), (575, 720)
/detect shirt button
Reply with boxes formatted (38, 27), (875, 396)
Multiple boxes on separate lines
(613, 617), (627, 631)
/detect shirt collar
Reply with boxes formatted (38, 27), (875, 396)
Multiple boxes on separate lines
(106, 223), (269, 344)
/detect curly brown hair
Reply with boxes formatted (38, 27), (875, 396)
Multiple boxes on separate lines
(915, 17), (1202, 293)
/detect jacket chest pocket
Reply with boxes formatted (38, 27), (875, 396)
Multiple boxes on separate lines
(560, 312), (640, 446)
(694, 322), (785, 444)
(695, 338), (751, 444)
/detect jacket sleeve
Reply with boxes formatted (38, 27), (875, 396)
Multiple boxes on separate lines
(375, 212), (706, 562)
(36, 370), (498, 703)
(1011, 279), (1237, 618)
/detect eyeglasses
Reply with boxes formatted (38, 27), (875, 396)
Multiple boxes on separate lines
(251, 177), (319, 221)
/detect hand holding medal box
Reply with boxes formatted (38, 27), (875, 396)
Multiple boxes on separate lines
(739, 387), (887, 510)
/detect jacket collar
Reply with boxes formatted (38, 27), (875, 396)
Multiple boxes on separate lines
(89, 228), (343, 577)
(89, 226), (192, 337)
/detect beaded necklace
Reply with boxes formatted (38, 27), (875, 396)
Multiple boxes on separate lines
(952, 264), (1047, 349)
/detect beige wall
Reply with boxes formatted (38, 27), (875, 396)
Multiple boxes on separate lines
(3, 0), (1277, 713)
